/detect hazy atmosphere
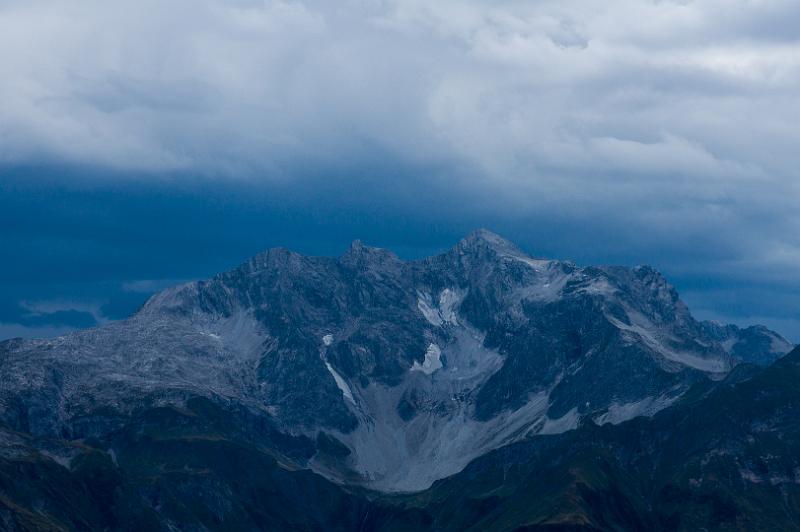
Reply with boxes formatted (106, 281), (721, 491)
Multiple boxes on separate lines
(2, 0), (799, 341)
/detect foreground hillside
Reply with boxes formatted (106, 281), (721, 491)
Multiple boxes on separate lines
(379, 345), (800, 530)
(2, 347), (799, 530)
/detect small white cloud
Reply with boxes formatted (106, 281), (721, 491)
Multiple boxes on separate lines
(121, 279), (182, 293)
(19, 299), (109, 325)
(0, 322), (77, 340)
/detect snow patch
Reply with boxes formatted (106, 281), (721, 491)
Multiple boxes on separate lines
(438, 289), (461, 325)
(417, 295), (443, 326)
(39, 450), (73, 470)
(518, 268), (571, 303)
(411, 343), (443, 375)
(769, 332), (793, 354)
(721, 337), (737, 354)
(608, 312), (730, 373)
(417, 289), (465, 327)
(513, 255), (552, 272)
(578, 277), (617, 297)
(324, 361), (355, 404)
(539, 407), (580, 434)
(322, 334), (334, 346)
(593, 393), (679, 425)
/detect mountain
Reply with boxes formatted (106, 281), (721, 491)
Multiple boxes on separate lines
(375, 345), (800, 530)
(3, 348), (798, 531)
(0, 230), (794, 530)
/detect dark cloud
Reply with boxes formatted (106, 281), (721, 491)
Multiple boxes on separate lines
(0, 1), (798, 341)
(2, 163), (798, 341)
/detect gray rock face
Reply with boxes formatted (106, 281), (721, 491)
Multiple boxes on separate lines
(0, 230), (792, 492)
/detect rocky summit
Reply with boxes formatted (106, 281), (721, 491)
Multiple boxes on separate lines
(0, 230), (795, 530)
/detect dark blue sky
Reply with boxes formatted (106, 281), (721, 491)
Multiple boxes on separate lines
(1, 1), (798, 342)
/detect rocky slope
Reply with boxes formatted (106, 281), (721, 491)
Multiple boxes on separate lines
(377, 345), (800, 530)
(2, 347), (798, 530)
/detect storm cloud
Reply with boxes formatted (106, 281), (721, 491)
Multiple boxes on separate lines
(1, 0), (799, 340)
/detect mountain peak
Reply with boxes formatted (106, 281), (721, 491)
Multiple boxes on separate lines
(343, 239), (392, 256)
(456, 229), (521, 254)
(340, 239), (400, 268)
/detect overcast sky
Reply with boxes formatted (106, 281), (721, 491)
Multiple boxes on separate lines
(1, 0), (799, 341)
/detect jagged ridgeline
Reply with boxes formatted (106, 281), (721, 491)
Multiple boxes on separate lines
(1, 230), (795, 530)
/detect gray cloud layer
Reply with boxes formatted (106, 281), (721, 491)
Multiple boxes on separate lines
(1, 0), (798, 339)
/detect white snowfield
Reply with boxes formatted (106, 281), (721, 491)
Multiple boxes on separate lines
(320, 333), (355, 403)
(417, 288), (465, 327)
(410, 343), (443, 374)
(324, 361), (355, 404)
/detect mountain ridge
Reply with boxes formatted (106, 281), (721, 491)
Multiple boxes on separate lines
(0, 230), (793, 495)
